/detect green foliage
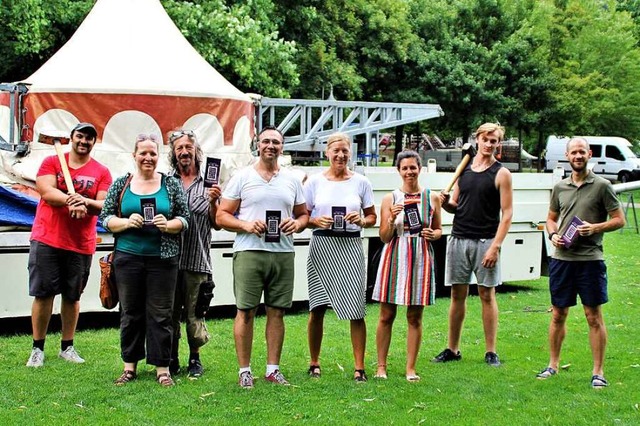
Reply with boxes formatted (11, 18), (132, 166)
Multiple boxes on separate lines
(0, 0), (94, 81)
(273, 0), (415, 100)
(0, 0), (298, 97)
(3, 0), (640, 144)
(163, 0), (298, 97)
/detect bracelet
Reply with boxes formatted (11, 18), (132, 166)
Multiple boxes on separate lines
(548, 232), (558, 241)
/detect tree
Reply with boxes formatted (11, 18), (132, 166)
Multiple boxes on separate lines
(164, 0), (298, 97)
(0, 0), (299, 97)
(0, 0), (94, 82)
(544, 0), (640, 140)
(401, 0), (519, 141)
(272, 0), (415, 100)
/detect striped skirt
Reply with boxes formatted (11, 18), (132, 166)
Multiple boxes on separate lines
(372, 235), (435, 306)
(307, 235), (366, 320)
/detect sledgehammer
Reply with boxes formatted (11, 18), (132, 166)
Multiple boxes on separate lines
(38, 131), (75, 194)
(442, 143), (477, 195)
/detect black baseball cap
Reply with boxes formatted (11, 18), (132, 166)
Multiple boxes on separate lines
(71, 122), (98, 138)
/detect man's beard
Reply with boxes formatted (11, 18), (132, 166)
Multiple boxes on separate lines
(178, 156), (193, 172)
(570, 160), (587, 172)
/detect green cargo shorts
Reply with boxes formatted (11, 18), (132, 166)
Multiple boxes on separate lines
(232, 251), (295, 310)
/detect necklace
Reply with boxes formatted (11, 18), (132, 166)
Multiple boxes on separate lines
(471, 159), (495, 173)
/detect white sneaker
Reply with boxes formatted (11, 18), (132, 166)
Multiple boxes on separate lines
(26, 348), (45, 367)
(58, 346), (85, 364)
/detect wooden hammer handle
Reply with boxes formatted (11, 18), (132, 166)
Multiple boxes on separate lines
(443, 153), (472, 194)
(53, 142), (76, 194)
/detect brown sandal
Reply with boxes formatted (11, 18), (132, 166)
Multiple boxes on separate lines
(114, 370), (137, 386)
(157, 372), (175, 387)
(354, 369), (368, 383)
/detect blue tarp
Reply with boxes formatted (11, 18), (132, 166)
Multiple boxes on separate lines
(0, 185), (106, 232)
(0, 185), (37, 227)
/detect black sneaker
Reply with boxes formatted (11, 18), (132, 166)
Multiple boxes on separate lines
(169, 359), (181, 376)
(187, 359), (204, 377)
(432, 348), (462, 363)
(485, 351), (501, 367)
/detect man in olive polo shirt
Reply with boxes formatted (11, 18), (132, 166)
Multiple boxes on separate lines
(537, 137), (625, 388)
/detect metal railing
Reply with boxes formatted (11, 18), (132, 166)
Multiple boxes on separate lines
(613, 180), (640, 233)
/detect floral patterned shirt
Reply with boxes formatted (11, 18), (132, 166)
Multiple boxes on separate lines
(99, 173), (190, 259)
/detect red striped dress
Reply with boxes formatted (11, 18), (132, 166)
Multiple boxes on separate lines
(372, 189), (436, 306)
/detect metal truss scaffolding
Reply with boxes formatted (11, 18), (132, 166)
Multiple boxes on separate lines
(256, 98), (444, 165)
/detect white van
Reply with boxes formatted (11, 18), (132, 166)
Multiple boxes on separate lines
(544, 135), (640, 182)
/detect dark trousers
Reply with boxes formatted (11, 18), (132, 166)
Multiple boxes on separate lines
(114, 251), (178, 367)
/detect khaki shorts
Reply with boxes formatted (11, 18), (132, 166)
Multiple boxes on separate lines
(445, 236), (501, 287)
(233, 251), (295, 310)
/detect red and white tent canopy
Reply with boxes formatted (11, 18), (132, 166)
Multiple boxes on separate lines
(1, 0), (254, 184)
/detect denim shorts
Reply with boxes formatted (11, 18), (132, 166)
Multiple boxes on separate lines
(549, 259), (608, 308)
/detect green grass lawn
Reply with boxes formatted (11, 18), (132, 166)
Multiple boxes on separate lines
(1, 231), (639, 425)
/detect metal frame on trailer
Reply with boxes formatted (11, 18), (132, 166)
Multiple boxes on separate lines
(256, 97), (444, 166)
(0, 83), (29, 154)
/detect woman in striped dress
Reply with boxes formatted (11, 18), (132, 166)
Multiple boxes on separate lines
(304, 132), (377, 382)
(373, 150), (442, 381)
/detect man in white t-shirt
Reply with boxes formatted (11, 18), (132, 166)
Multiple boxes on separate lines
(217, 126), (309, 389)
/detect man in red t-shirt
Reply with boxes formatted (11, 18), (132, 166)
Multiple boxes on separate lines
(26, 122), (113, 368)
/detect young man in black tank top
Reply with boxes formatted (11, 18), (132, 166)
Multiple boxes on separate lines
(433, 123), (513, 367)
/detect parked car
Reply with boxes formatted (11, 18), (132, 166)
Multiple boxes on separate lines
(544, 135), (640, 182)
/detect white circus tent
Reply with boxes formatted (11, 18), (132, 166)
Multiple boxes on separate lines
(0, 0), (254, 184)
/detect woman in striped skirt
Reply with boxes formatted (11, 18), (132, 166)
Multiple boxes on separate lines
(304, 132), (377, 382)
(373, 150), (442, 381)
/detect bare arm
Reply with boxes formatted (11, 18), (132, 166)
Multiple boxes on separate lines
(207, 185), (222, 231)
(307, 211), (332, 229)
(152, 215), (184, 234)
(360, 205), (377, 228)
(344, 205), (377, 227)
(546, 209), (564, 247)
(36, 174), (70, 207)
(577, 207), (625, 236)
(482, 168), (513, 268)
(281, 203), (310, 235)
(84, 190), (107, 215)
(215, 198), (262, 234)
(379, 193), (402, 244)
(106, 213), (144, 234)
(440, 183), (459, 214)
(420, 191), (443, 241)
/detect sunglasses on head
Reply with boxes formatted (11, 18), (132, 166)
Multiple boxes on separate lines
(170, 130), (196, 142)
(136, 133), (159, 142)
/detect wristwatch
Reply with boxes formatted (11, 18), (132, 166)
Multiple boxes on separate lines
(548, 232), (558, 241)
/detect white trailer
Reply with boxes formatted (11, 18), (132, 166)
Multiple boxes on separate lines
(0, 167), (557, 319)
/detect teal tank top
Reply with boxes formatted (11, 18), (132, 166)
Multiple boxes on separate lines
(116, 183), (171, 256)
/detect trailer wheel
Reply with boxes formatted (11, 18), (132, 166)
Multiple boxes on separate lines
(618, 171), (631, 183)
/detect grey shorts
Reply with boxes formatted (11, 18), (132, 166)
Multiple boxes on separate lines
(445, 236), (501, 287)
(28, 240), (92, 301)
